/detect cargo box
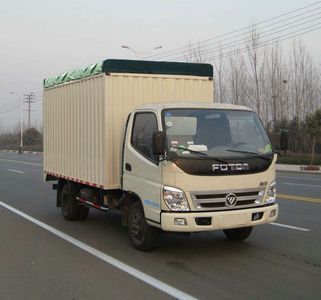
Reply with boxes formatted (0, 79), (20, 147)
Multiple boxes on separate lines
(43, 59), (213, 189)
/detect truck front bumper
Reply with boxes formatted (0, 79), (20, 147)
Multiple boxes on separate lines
(160, 204), (278, 232)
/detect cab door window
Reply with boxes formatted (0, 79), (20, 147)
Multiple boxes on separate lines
(131, 112), (158, 163)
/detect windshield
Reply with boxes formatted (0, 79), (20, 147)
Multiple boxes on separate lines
(163, 108), (272, 158)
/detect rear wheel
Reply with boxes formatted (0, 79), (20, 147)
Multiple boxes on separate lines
(128, 201), (157, 251)
(61, 184), (89, 221)
(223, 226), (253, 241)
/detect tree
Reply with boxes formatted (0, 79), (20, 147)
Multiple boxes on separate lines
(184, 30), (321, 151)
(305, 110), (321, 165)
(23, 128), (42, 146)
(246, 25), (265, 118)
(289, 41), (319, 120)
(213, 47), (227, 102)
(228, 52), (249, 106)
(185, 41), (209, 63)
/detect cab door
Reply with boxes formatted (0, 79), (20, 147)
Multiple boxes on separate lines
(122, 111), (162, 224)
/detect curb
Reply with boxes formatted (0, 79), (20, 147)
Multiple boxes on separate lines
(0, 150), (43, 156)
(276, 163), (321, 175)
(276, 169), (321, 175)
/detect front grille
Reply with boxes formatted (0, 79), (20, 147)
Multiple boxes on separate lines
(190, 188), (265, 211)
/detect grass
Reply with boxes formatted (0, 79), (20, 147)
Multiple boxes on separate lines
(277, 152), (321, 165)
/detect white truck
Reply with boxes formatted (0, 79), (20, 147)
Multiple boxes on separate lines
(43, 59), (279, 250)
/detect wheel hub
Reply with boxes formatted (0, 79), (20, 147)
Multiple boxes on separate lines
(131, 212), (143, 239)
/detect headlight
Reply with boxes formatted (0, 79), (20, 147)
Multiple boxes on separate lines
(265, 181), (276, 204)
(163, 186), (190, 211)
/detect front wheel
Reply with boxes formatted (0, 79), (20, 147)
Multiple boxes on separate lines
(128, 202), (157, 251)
(223, 226), (253, 241)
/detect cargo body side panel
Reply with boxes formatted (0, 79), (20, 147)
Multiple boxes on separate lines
(105, 73), (213, 189)
(44, 72), (213, 190)
(43, 74), (106, 188)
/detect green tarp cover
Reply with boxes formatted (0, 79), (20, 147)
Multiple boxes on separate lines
(44, 59), (213, 89)
(43, 62), (103, 88)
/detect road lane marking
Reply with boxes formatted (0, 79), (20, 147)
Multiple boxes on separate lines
(0, 200), (196, 300)
(277, 176), (321, 182)
(278, 175), (321, 181)
(0, 158), (42, 167)
(270, 222), (310, 232)
(277, 194), (321, 203)
(283, 182), (321, 188)
(7, 169), (25, 174)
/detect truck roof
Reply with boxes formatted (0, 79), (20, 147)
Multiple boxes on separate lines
(43, 59), (213, 89)
(135, 102), (253, 112)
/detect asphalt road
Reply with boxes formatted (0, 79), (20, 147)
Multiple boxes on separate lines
(0, 152), (320, 300)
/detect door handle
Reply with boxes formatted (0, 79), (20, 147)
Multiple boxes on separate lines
(125, 163), (132, 172)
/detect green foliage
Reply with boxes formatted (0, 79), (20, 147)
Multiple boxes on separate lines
(305, 109), (321, 165)
(277, 152), (321, 165)
(0, 132), (20, 146)
(268, 110), (321, 158)
(23, 128), (42, 146)
(306, 109), (321, 139)
(0, 127), (43, 151)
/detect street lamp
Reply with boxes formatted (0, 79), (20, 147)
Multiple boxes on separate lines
(121, 45), (163, 58)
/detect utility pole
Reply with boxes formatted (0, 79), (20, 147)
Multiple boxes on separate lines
(23, 92), (36, 129)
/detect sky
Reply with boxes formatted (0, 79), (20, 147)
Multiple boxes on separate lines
(0, 0), (320, 132)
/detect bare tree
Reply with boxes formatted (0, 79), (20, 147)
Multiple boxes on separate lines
(183, 32), (321, 138)
(213, 47), (227, 102)
(264, 43), (287, 124)
(288, 41), (318, 120)
(228, 51), (249, 107)
(246, 25), (265, 119)
(185, 41), (209, 63)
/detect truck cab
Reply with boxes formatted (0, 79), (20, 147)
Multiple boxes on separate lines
(123, 102), (278, 250)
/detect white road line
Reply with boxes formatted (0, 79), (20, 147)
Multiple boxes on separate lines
(0, 200), (196, 300)
(283, 182), (321, 188)
(270, 222), (310, 232)
(7, 169), (26, 174)
(0, 158), (42, 167)
(278, 175), (321, 181)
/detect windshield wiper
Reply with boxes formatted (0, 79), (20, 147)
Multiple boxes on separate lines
(170, 146), (228, 163)
(226, 149), (273, 161)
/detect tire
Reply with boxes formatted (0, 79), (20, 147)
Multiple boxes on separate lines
(223, 226), (253, 242)
(128, 201), (157, 251)
(79, 207), (90, 220)
(61, 184), (89, 221)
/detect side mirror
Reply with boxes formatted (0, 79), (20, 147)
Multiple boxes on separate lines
(153, 131), (165, 156)
(280, 131), (289, 152)
(167, 151), (178, 161)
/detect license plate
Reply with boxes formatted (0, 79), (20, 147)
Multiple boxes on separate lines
(221, 214), (247, 227)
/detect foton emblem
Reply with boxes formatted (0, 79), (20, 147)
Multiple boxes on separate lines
(225, 193), (237, 207)
(212, 163), (249, 172)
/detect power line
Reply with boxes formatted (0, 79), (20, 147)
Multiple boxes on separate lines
(207, 22), (321, 62)
(146, 1), (321, 60)
(0, 99), (19, 107)
(0, 99), (20, 108)
(199, 7), (321, 50)
(0, 108), (19, 114)
(147, 1), (321, 60)
(0, 102), (20, 114)
(162, 11), (321, 60)
(169, 12), (321, 62)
